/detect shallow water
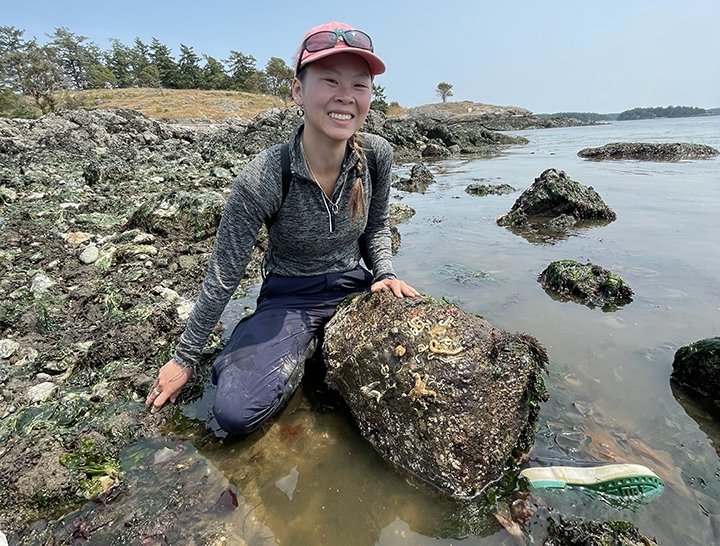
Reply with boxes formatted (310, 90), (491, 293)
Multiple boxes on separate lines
(187, 116), (720, 545)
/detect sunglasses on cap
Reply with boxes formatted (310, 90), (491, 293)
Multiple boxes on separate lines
(295, 29), (374, 75)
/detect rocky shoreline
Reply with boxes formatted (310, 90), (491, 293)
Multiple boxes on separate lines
(0, 106), (531, 539)
(400, 101), (596, 131)
(0, 107), (662, 544)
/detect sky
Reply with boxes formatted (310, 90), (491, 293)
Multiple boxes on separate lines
(4, 0), (719, 113)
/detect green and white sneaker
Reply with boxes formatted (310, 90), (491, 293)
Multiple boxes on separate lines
(520, 463), (664, 500)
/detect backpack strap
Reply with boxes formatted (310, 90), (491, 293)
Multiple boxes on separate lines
(266, 143), (292, 227)
(280, 143), (292, 201)
(365, 147), (377, 186)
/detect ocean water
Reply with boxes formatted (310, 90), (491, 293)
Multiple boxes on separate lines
(195, 116), (720, 545)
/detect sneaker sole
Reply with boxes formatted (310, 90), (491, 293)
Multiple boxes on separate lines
(520, 463), (664, 498)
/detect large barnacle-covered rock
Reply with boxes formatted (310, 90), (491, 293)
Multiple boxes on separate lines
(323, 291), (548, 499)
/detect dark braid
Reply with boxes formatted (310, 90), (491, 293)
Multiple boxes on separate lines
(348, 132), (366, 218)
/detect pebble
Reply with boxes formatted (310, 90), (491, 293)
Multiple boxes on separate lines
(79, 244), (100, 264)
(30, 273), (55, 294)
(177, 301), (194, 321)
(27, 382), (58, 404)
(0, 339), (20, 359)
(91, 381), (111, 402)
(212, 167), (233, 179)
(132, 233), (156, 244)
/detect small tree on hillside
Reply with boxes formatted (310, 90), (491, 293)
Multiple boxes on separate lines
(226, 50), (256, 91)
(150, 38), (179, 88)
(436, 81), (453, 103)
(17, 41), (66, 112)
(371, 83), (388, 114)
(265, 57), (293, 97)
(177, 44), (203, 88)
(48, 26), (102, 89)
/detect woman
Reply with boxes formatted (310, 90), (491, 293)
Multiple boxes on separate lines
(146, 21), (419, 434)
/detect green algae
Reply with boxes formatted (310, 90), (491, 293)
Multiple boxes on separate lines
(539, 259), (633, 310)
(59, 438), (120, 499)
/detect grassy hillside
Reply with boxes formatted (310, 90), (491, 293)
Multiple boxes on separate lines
(67, 87), (290, 121)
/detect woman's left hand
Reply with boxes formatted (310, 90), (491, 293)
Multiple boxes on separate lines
(371, 277), (420, 298)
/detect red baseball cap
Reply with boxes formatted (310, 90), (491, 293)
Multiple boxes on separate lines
(294, 21), (386, 76)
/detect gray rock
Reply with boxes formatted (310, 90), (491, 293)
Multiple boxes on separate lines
(78, 244), (100, 264)
(27, 382), (58, 404)
(547, 213), (577, 230)
(388, 203), (416, 226)
(422, 141), (452, 158)
(211, 166), (233, 179)
(83, 157), (134, 185)
(131, 232), (156, 244)
(323, 291), (548, 499)
(30, 273), (55, 294)
(671, 337), (720, 406)
(538, 259), (633, 310)
(497, 169), (616, 242)
(578, 142), (719, 161)
(393, 163), (435, 193)
(0, 339), (20, 359)
(124, 191), (225, 242)
(465, 183), (515, 196)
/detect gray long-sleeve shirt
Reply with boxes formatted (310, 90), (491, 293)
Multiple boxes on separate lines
(173, 125), (395, 368)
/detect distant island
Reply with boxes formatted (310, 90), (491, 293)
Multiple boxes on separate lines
(616, 105), (713, 120)
(537, 112), (614, 123)
(539, 105), (718, 122)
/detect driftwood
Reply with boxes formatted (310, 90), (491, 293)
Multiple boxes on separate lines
(323, 291), (548, 499)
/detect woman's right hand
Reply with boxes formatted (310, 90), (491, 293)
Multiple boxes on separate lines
(145, 359), (193, 413)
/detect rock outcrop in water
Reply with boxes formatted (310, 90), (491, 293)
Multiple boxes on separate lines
(539, 260), (634, 310)
(671, 337), (720, 409)
(496, 169), (616, 242)
(465, 182), (516, 196)
(578, 142), (719, 161)
(400, 101), (595, 131)
(364, 109), (528, 161)
(323, 291), (548, 499)
(393, 163), (435, 193)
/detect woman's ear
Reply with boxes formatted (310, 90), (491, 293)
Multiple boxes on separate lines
(291, 77), (303, 106)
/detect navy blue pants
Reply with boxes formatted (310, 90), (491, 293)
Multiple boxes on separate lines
(211, 266), (373, 435)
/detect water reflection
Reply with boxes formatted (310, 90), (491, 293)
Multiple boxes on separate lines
(670, 381), (720, 456)
(196, 381), (508, 545)
(500, 218), (613, 245)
